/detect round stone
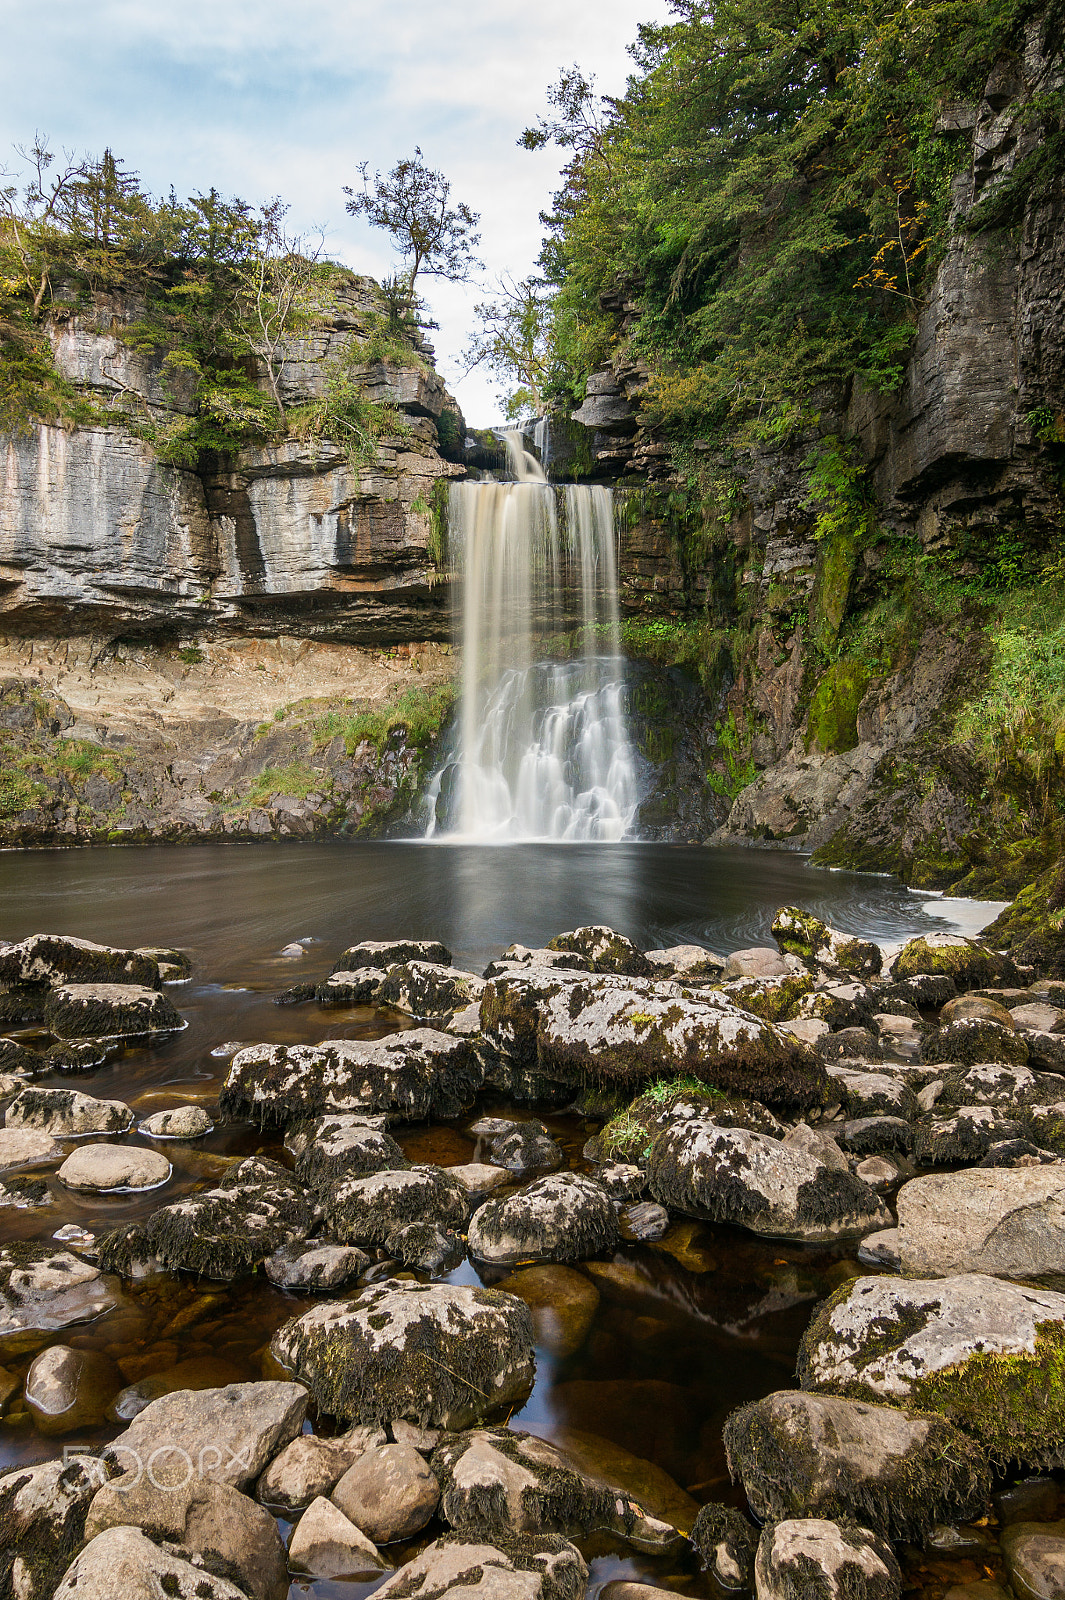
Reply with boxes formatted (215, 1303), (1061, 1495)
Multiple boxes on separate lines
(140, 1105), (214, 1139)
(58, 1143), (172, 1193)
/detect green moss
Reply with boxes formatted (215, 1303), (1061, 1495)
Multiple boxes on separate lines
(806, 659), (871, 753)
(240, 761), (322, 808)
(909, 1320), (1065, 1469)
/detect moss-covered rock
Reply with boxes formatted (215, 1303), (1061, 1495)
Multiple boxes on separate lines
(546, 926), (652, 977)
(378, 961), (486, 1020)
(0, 1456), (103, 1600)
(293, 1115), (409, 1190)
(467, 1173), (618, 1266)
(890, 935), (1019, 991)
(806, 659), (870, 756)
(797, 1272), (1065, 1467)
(913, 1106), (1024, 1165)
(326, 1166), (469, 1248)
(43, 982), (183, 1040)
(723, 1390), (989, 1541)
(754, 1517), (901, 1600)
(270, 1281), (536, 1430)
(0, 934), (160, 989)
(690, 1503), (759, 1590)
(920, 1017), (1029, 1068)
(719, 973), (814, 1022)
(772, 908), (883, 978)
(5, 1085), (132, 1136)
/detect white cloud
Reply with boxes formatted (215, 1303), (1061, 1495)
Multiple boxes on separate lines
(0, 0), (670, 422)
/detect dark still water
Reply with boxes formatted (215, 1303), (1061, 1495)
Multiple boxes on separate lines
(0, 844), (1006, 1600)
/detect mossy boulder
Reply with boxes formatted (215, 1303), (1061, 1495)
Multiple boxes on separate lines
(378, 961), (486, 1020)
(219, 1029), (483, 1127)
(332, 939), (453, 971)
(369, 1533), (588, 1600)
(754, 1517), (900, 1600)
(936, 1063), (1044, 1108)
(6, 1085), (132, 1136)
(97, 1156), (316, 1280)
(921, 1017), (1029, 1068)
(690, 1503), (759, 1590)
(0, 1456), (104, 1600)
(982, 863), (1065, 979)
(315, 968), (384, 1005)
(805, 658), (871, 755)
(825, 1069), (916, 1120)
(772, 908), (882, 978)
(890, 935), (1019, 992)
(0, 934), (160, 989)
(797, 1272), (1065, 1467)
(326, 1166), (469, 1248)
(647, 1116), (889, 1242)
(467, 1173), (618, 1266)
(913, 1106), (1024, 1165)
(723, 1390), (989, 1541)
(719, 973), (814, 1023)
(798, 984), (876, 1031)
(546, 926), (651, 976)
(44, 983), (183, 1040)
(270, 1281), (536, 1430)
(293, 1115), (408, 1190)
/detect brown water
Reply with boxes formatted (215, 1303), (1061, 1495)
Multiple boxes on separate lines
(0, 842), (1016, 1598)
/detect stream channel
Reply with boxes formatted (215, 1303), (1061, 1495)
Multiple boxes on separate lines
(0, 840), (1010, 1598)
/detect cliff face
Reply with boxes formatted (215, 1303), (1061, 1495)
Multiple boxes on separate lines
(0, 279), (462, 642)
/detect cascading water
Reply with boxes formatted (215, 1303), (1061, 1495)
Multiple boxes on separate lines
(425, 430), (640, 841)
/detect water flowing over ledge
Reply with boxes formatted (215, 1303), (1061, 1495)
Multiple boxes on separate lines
(426, 433), (639, 842)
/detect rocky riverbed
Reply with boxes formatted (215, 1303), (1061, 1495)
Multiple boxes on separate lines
(2, 913), (1065, 1600)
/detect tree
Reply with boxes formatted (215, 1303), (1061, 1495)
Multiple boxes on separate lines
(343, 148), (482, 307)
(462, 275), (552, 418)
(237, 200), (325, 415)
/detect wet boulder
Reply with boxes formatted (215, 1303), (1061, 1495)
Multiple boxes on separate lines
(1001, 1520), (1065, 1600)
(44, 983), (183, 1040)
(0, 1126), (65, 1171)
(841, 1117), (914, 1156)
(140, 1104), (213, 1139)
(897, 1167), (1065, 1280)
(724, 1391), (989, 1541)
(941, 995), (1016, 1027)
(825, 1068), (916, 1120)
(270, 1281), (535, 1430)
(921, 1018), (1029, 1068)
(0, 1037), (38, 1075)
(57, 1143), (171, 1193)
(370, 1533), (588, 1600)
(327, 1165), (469, 1248)
(6, 1085), (133, 1136)
(220, 1028), (482, 1126)
(265, 1240), (368, 1290)
(430, 1428), (674, 1548)
(293, 1113), (409, 1189)
(546, 926), (652, 976)
(0, 1243), (120, 1347)
(288, 1494), (387, 1578)
(136, 945), (192, 982)
(106, 1380), (308, 1489)
(913, 1106), (1024, 1165)
(84, 1473), (289, 1600)
(52, 1525), (248, 1600)
(379, 961), (486, 1019)
(389, 1221), (466, 1273)
(316, 967), (385, 1005)
(332, 1441), (440, 1543)
(467, 1173), (618, 1266)
(334, 938), (453, 971)
(488, 1120), (563, 1174)
(691, 1503), (759, 1590)
(891, 936), (1018, 992)
(772, 909), (883, 978)
(648, 1117), (890, 1243)
(24, 1344), (122, 1435)
(0, 934), (160, 989)
(98, 1156), (317, 1279)
(754, 1518), (901, 1600)
(0, 1454), (103, 1600)
(797, 1272), (1065, 1467)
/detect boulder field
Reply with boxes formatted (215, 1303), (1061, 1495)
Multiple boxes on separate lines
(3, 913), (1065, 1600)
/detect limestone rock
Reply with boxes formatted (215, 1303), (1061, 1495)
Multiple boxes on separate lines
(24, 1344), (122, 1435)
(98, 1156), (316, 1279)
(825, 1068), (916, 1120)
(468, 1173), (618, 1265)
(857, 1228), (901, 1269)
(58, 1143), (171, 1193)
(897, 1167), (1065, 1279)
(797, 1272), (1065, 1466)
(648, 1116), (890, 1242)
(288, 1493), (387, 1578)
(0, 1243), (119, 1345)
(106, 1381), (309, 1489)
(449, 1162), (510, 1195)
(0, 934), (160, 989)
(265, 1239), (368, 1290)
(52, 1525), (248, 1600)
(271, 1281), (535, 1430)
(488, 1122), (563, 1174)
(546, 925), (651, 976)
(855, 1156), (897, 1190)
(316, 966), (385, 1004)
(1001, 1520), (1065, 1600)
(370, 1533), (588, 1600)
(772, 908), (883, 978)
(379, 960), (486, 1018)
(936, 1062), (1045, 1107)
(220, 1028), (482, 1126)
(0, 1126), (65, 1170)
(258, 1429), (383, 1510)
(0, 1453), (103, 1600)
(643, 945), (725, 979)
(85, 1473), (289, 1600)
(6, 1085), (133, 1136)
(922, 1017), (1029, 1068)
(44, 983), (183, 1039)
(724, 947), (791, 979)
(724, 1390), (989, 1540)
(107, 1356), (245, 1422)
(140, 1104), (213, 1138)
(754, 1518), (901, 1600)
(294, 1113), (408, 1189)
(913, 1105), (1023, 1165)
(332, 1441), (440, 1543)
(334, 938), (452, 971)
(327, 1165), (469, 1247)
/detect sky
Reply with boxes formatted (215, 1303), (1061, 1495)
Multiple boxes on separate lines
(0, 0), (671, 425)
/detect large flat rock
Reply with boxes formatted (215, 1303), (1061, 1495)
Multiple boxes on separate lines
(897, 1167), (1065, 1279)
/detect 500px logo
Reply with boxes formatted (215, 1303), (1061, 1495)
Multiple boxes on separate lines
(62, 1441), (254, 1489)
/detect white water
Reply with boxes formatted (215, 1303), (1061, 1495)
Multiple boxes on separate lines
(425, 431), (639, 841)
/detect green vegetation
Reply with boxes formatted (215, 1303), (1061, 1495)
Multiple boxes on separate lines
(308, 682), (456, 756)
(241, 762), (322, 807)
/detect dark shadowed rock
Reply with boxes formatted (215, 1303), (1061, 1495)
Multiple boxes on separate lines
(467, 1173), (618, 1265)
(44, 983), (183, 1040)
(922, 1018), (1029, 1068)
(0, 934), (160, 989)
(334, 939), (452, 971)
(379, 961), (486, 1019)
(691, 1503), (759, 1589)
(754, 1518), (901, 1600)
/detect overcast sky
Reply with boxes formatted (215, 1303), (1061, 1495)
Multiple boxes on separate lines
(0, 0), (670, 424)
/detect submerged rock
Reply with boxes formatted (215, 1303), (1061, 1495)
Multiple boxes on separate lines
(0, 1243), (119, 1346)
(24, 1344), (122, 1435)
(44, 983), (183, 1040)
(492, 1266), (600, 1358)
(271, 1281), (535, 1430)
(6, 1085), (133, 1136)
(754, 1518), (901, 1600)
(648, 1117), (889, 1242)
(53, 1525), (248, 1600)
(897, 1167), (1065, 1280)
(797, 1272), (1065, 1466)
(0, 934), (160, 989)
(488, 1121), (563, 1174)
(0, 1126), (65, 1170)
(724, 1390), (989, 1540)
(220, 1029), (482, 1126)
(369, 1533), (588, 1600)
(1000, 1520), (1065, 1600)
(467, 1173), (618, 1265)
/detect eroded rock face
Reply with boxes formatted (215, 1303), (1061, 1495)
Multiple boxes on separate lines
(897, 1167), (1065, 1280)
(370, 1533), (589, 1600)
(648, 1117), (889, 1242)
(467, 1173), (618, 1266)
(797, 1272), (1065, 1466)
(754, 1518), (901, 1600)
(220, 1029), (482, 1126)
(724, 1390), (989, 1540)
(271, 1281), (535, 1430)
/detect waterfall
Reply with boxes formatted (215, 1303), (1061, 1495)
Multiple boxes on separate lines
(425, 431), (639, 841)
